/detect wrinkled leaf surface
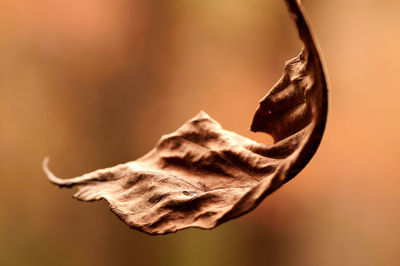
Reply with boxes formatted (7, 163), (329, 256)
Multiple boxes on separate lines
(44, 0), (328, 235)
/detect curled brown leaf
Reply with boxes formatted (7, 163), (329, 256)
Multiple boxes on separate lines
(44, 0), (328, 235)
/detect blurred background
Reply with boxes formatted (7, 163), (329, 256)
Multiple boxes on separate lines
(1, 0), (400, 265)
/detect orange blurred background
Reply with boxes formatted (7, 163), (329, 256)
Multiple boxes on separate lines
(1, 0), (400, 265)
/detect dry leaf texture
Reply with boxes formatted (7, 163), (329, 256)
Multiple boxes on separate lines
(44, 0), (328, 235)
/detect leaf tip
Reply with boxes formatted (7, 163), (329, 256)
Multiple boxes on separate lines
(42, 157), (68, 187)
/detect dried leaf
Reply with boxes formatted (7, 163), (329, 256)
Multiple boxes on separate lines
(44, 0), (328, 235)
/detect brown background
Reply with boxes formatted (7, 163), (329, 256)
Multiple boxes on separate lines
(1, 0), (400, 265)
